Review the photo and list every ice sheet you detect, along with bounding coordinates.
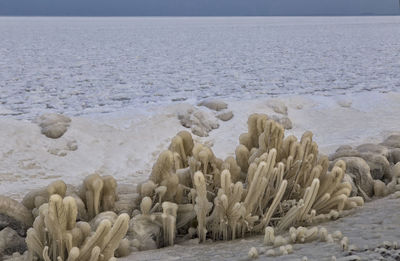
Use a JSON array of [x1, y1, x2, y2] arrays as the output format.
[[1, 16, 400, 119]]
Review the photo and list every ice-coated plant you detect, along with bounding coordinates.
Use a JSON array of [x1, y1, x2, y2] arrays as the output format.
[[25, 194, 129, 261], [161, 202, 178, 246], [134, 114, 364, 247], [81, 174, 118, 220], [193, 171, 211, 243]]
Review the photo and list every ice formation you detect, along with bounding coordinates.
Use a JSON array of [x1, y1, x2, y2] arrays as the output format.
[[1, 114, 400, 260]]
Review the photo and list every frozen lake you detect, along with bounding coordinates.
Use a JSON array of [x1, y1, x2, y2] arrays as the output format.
[[1, 16, 400, 119]]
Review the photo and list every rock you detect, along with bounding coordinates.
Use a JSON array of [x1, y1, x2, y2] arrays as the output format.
[[267, 100, 288, 115], [336, 145, 353, 152], [114, 192, 140, 216], [381, 134, 400, 148], [329, 148, 360, 161], [356, 144, 389, 158], [0, 227, 27, 256], [197, 99, 228, 111], [35, 113, 71, 139], [392, 162, 400, 178], [0, 214, 28, 237], [216, 110, 234, 121], [343, 174, 358, 197], [331, 145, 391, 182], [333, 157, 375, 198], [391, 191, 400, 199], [128, 216, 161, 251], [177, 106, 219, 137], [359, 153, 391, 182], [0, 195, 33, 237], [248, 247, 258, 259], [270, 115, 293, 130], [90, 211, 118, 230], [373, 180, 387, 197], [388, 148, 400, 164]]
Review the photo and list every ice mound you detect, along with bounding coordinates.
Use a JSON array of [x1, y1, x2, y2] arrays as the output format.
[[267, 99, 288, 115], [216, 110, 234, 122], [34, 113, 71, 139], [270, 115, 293, 130], [177, 101, 234, 137], [178, 106, 219, 137], [197, 99, 228, 111]]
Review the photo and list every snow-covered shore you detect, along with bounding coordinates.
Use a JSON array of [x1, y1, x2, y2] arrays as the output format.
[[1, 91, 399, 200]]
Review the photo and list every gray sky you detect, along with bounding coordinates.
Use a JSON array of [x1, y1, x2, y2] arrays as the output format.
[[0, 0, 399, 16]]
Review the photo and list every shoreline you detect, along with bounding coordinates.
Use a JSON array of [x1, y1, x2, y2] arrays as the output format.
[[1, 91, 400, 199]]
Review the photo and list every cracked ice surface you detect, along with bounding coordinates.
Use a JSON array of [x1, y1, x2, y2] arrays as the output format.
[[1, 16, 400, 119]]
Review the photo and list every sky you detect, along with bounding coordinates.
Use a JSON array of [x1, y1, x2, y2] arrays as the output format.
[[0, 0, 399, 16]]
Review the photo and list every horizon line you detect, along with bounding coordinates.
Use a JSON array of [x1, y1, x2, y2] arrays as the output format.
[[1, 14, 400, 18]]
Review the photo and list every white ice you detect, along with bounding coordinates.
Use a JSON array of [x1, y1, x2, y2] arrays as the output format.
[[0, 16, 400, 119], [1, 91, 399, 200]]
